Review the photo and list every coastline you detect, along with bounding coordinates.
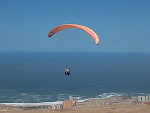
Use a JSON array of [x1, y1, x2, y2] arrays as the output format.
[[0, 101, 63, 107], [1, 96, 150, 113]]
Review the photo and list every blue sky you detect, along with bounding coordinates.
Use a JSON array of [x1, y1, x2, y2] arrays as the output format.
[[0, 0, 150, 52]]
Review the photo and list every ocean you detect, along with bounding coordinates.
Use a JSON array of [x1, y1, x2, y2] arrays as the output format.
[[0, 52, 150, 103]]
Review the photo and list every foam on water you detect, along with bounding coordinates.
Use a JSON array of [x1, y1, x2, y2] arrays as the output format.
[[1, 92, 150, 105], [98, 93, 125, 99], [1, 101, 63, 106]]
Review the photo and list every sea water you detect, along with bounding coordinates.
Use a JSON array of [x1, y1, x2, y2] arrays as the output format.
[[0, 52, 150, 103]]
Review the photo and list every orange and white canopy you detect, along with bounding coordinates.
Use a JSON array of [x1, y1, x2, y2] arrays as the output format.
[[48, 24, 100, 45]]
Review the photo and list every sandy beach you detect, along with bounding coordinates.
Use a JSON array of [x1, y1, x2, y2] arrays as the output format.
[[1, 97, 150, 113]]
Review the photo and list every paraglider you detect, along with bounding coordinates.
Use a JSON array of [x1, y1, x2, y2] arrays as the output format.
[[48, 24, 100, 45], [65, 68, 70, 76], [48, 24, 100, 76]]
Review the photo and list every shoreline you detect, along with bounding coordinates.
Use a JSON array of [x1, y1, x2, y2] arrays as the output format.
[[0, 96, 131, 106], [0, 101, 63, 107], [0, 96, 150, 113]]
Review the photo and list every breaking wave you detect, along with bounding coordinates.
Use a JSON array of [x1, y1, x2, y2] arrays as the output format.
[[0, 92, 149, 105]]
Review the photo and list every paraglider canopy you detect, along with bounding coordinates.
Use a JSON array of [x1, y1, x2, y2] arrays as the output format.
[[48, 24, 100, 45]]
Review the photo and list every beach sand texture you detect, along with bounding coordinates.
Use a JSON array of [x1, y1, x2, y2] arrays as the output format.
[[0, 105, 150, 113]]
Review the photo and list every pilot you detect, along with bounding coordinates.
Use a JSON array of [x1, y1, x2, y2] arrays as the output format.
[[65, 68, 70, 75]]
